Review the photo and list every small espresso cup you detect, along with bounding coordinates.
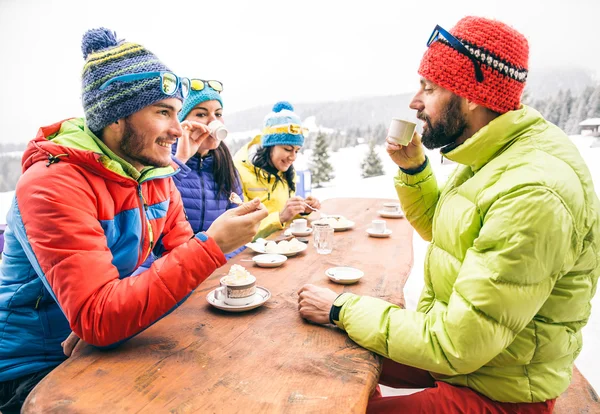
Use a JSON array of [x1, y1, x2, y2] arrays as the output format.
[[383, 202, 400, 213], [388, 119, 416, 146], [214, 274, 256, 306], [208, 120, 228, 141], [371, 219, 387, 234], [291, 218, 308, 233]]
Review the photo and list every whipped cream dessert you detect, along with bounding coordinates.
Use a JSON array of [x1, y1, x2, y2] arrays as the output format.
[[222, 264, 255, 285]]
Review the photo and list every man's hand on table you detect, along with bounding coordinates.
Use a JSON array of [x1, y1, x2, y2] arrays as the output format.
[[297, 284, 338, 325], [61, 331, 85, 357]]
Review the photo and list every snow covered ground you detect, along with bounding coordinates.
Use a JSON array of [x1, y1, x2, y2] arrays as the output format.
[[0, 135, 599, 392]]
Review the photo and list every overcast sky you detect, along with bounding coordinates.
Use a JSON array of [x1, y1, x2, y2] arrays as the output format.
[[0, 0, 598, 144]]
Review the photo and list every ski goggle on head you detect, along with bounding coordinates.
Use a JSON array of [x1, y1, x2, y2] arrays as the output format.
[[190, 79, 224, 93], [427, 25, 484, 83], [99, 71, 191, 98]]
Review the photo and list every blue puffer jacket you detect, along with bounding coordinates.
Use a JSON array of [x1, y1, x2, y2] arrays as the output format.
[[173, 153, 244, 260]]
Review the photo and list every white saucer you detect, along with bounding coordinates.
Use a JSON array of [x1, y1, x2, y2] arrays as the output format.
[[326, 267, 364, 285], [252, 254, 287, 268], [284, 227, 313, 237], [366, 228, 393, 238], [377, 210, 404, 219], [207, 286, 271, 312]]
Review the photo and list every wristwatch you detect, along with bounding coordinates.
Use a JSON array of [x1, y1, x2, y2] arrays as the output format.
[[329, 293, 353, 325]]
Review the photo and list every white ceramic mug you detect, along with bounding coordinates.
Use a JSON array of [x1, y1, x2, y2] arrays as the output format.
[[291, 218, 308, 233], [383, 202, 400, 213], [388, 119, 416, 146], [372, 219, 387, 233], [214, 275, 256, 306], [208, 120, 228, 141]]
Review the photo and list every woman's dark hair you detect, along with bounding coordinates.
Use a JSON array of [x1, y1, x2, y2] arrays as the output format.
[[211, 142, 240, 198], [252, 146, 296, 193]]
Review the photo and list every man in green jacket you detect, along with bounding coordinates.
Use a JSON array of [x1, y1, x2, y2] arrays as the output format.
[[298, 16, 600, 413]]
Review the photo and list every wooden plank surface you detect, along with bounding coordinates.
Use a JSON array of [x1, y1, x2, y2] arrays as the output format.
[[23, 198, 414, 414]]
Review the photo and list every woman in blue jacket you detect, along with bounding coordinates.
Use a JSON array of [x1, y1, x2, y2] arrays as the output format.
[[171, 79, 244, 260]]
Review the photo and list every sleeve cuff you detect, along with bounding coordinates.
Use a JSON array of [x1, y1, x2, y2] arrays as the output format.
[[396, 157, 434, 186], [399, 156, 428, 175], [194, 231, 209, 242], [329, 293, 355, 328]]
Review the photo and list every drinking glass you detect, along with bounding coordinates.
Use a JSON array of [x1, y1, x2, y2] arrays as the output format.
[[313, 223, 334, 254]]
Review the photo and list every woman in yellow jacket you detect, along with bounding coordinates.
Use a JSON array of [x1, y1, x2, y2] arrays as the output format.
[[234, 102, 321, 240]]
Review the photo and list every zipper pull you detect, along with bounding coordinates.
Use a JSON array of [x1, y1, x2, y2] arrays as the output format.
[[138, 186, 149, 210]]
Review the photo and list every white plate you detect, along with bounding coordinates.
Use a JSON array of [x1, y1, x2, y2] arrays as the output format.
[[284, 227, 313, 237], [326, 267, 364, 285], [366, 228, 393, 238], [312, 218, 355, 232], [377, 210, 404, 219], [245, 241, 308, 257], [207, 286, 271, 312], [252, 254, 287, 268]]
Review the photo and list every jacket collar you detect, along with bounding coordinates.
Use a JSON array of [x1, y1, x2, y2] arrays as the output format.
[[443, 105, 544, 172], [23, 118, 177, 183]]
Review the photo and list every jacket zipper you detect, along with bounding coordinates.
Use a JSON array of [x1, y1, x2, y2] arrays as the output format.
[[138, 185, 154, 263], [199, 157, 206, 232]]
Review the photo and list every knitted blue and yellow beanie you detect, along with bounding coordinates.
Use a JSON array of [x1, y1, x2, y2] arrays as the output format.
[[81, 28, 184, 133], [261, 101, 305, 148], [178, 86, 223, 122]]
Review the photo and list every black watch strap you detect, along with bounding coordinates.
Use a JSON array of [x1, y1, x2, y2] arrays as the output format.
[[329, 293, 347, 324]]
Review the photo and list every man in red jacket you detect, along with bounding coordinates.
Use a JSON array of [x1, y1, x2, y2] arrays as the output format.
[[0, 27, 267, 413]]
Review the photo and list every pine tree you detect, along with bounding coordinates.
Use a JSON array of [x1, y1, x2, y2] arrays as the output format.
[[361, 140, 385, 178], [309, 132, 335, 187], [557, 89, 573, 131], [587, 86, 600, 119], [565, 86, 594, 134]]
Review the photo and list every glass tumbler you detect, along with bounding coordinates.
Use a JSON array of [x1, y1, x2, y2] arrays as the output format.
[[313, 223, 334, 254]]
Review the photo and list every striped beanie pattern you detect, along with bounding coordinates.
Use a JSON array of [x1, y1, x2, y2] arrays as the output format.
[[419, 16, 529, 114], [179, 86, 223, 122], [81, 28, 183, 132], [261, 101, 305, 148]]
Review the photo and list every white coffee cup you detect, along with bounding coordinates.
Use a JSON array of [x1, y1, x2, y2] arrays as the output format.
[[371, 219, 386, 233], [291, 218, 308, 233], [383, 202, 400, 213], [388, 119, 416, 146], [208, 120, 228, 141], [214, 274, 256, 306]]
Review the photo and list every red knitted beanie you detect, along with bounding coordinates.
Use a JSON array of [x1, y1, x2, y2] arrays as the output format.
[[418, 16, 529, 114]]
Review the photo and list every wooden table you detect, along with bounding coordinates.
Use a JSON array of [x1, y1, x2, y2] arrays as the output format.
[[24, 198, 414, 414]]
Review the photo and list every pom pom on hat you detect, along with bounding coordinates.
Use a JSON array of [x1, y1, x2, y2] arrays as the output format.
[[81, 28, 119, 59], [261, 101, 305, 148], [272, 101, 294, 113]]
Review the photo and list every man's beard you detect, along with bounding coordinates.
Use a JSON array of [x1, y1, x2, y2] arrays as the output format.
[[120, 119, 170, 168], [418, 95, 467, 150]]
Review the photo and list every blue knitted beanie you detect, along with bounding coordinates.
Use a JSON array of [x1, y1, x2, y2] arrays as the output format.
[[178, 86, 223, 122], [81, 28, 184, 133], [261, 101, 305, 147]]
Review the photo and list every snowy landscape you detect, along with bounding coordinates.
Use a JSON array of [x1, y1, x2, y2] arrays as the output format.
[[0, 134, 599, 392]]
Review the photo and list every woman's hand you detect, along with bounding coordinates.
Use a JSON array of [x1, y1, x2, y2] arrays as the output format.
[[174, 121, 211, 164], [280, 196, 307, 224], [302, 196, 321, 214]]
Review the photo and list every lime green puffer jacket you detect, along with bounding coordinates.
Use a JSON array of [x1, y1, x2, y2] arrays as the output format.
[[334, 105, 600, 403]]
